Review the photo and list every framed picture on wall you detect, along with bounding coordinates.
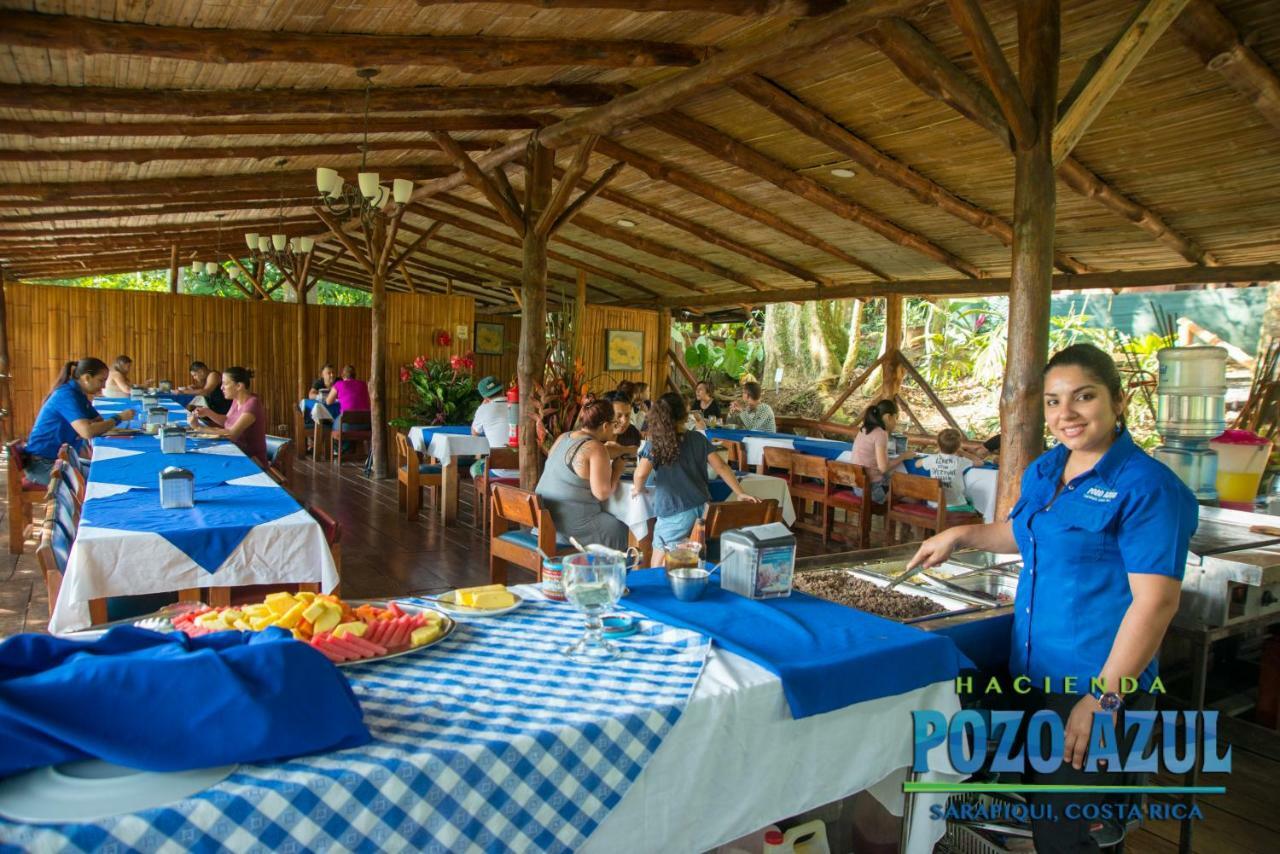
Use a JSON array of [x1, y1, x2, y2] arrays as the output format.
[[475, 321, 505, 355], [605, 329, 645, 372]]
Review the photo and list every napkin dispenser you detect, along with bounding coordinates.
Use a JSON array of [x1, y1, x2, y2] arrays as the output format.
[[159, 466, 194, 509], [158, 425, 187, 454], [146, 406, 168, 427], [129, 387, 145, 399], [720, 522, 796, 599], [142, 394, 158, 408]]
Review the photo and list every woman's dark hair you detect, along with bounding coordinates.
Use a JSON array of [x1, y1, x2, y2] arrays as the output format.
[[695, 380, 714, 397], [321, 362, 335, 372], [614, 380, 636, 402], [189, 361, 208, 372], [223, 366, 254, 387], [578, 399, 615, 430], [112, 355, 132, 371], [341, 364, 357, 380], [647, 392, 688, 467], [742, 381, 762, 401], [53, 358, 108, 390], [861, 399, 899, 434]]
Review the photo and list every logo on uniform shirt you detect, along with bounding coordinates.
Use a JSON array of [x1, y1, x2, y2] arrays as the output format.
[[1085, 486, 1118, 503]]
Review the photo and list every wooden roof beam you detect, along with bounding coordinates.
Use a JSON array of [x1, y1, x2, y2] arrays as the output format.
[[0, 83, 625, 117], [0, 198, 317, 225], [0, 215, 329, 243], [536, 137, 600, 237], [731, 74, 1088, 274], [594, 136, 877, 273], [408, 0, 925, 203], [0, 167, 450, 203], [864, 17, 1218, 266], [636, 262, 1280, 308], [547, 160, 626, 236], [0, 116, 542, 140], [0, 139, 497, 165], [430, 131, 527, 235], [0, 11, 708, 71], [4, 189, 318, 211], [562, 159, 830, 283], [415, 0, 844, 14], [1173, 0, 1280, 135], [407, 201, 661, 299], [1052, 0, 1191, 165], [428, 231, 618, 301], [647, 111, 985, 277], [945, 0, 1037, 147]]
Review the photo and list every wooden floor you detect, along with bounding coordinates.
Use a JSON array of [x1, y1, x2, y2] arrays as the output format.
[[2, 455, 1277, 852]]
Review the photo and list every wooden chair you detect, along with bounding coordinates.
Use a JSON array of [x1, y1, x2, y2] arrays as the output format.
[[264, 435, 292, 485], [474, 446, 520, 535], [885, 472, 983, 544], [713, 438, 747, 473], [825, 460, 882, 548], [330, 410, 372, 465], [760, 445, 793, 478], [691, 498, 781, 562], [396, 431, 442, 518], [56, 444, 88, 503], [6, 440, 46, 554], [787, 453, 831, 544], [44, 459, 81, 538], [489, 483, 576, 584]]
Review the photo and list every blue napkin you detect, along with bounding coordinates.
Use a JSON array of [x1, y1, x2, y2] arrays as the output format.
[[791, 437, 852, 460], [705, 428, 794, 442], [0, 627, 370, 778], [82, 483, 304, 573], [624, 568, 973, 718]]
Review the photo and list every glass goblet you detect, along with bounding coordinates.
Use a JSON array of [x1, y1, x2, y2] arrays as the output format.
[[561, 552, 627, 661]]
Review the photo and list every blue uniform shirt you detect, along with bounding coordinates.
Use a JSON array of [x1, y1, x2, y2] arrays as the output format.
[[26, 381, 99, 459], [1009, 428, 1198, 691]]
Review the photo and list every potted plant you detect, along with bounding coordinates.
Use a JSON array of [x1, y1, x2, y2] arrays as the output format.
[[528, 358, 590, 455], [393, 353, 480, 428]]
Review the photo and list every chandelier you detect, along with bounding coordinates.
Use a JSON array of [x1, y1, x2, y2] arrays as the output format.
[[314, 68, 414, 229], [189, 215, 237, 280]]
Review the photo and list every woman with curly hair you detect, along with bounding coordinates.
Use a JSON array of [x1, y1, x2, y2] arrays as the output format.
[[632, 392, 757, 561]]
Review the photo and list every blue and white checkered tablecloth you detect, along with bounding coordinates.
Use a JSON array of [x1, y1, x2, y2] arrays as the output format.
[[0, 594, 710, 853]]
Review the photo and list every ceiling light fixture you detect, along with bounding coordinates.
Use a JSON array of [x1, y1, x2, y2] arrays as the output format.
[[830, 168, 856, 178], [615, 219, 637, 228]]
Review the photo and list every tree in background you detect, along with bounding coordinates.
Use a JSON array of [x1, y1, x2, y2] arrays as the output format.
[[32, 266, 370, 307]]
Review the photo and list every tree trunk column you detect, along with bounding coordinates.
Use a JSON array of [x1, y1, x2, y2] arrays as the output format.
[[997, 0, 1060, 517], [519, 138, 554, 489], [0, 268, 11, 443], [295, 286, 309, 459], [369, 217, 389, 479], [880, 295, 904, 400], [169, 243, 179, 294]]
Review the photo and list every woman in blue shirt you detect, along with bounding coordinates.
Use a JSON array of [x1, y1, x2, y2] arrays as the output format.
[[909, 343, 1198, 851], [25, 358, 136, 484]]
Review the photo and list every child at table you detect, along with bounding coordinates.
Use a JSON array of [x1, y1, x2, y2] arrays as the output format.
[[916, 427, 976, 511], [632, 393, 757, 563]]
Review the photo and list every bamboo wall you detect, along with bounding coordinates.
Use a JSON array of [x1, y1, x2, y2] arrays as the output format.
[[580, 305, 662, 395], [5, 283, 474, 438]]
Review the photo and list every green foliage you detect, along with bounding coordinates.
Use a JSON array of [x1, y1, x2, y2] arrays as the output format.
[[31, 264, 372, 307], [683, 334, 763, 382], [314, 281, 372, 307], [399, 355, 479, 426]]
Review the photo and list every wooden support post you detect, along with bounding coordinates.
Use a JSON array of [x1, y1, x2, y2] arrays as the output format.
[[369, 215, 389, 480], [295, 254, 313, 460], [168, 243, 179, 293], [655, 308, 672, 395], [518, 137, 553, 489], [998, 0, 1060, 518], [821, 352, 885, 421], [0, 267, 10, 443], [879, 296, 904, 400], [896, 351, 964, 432]]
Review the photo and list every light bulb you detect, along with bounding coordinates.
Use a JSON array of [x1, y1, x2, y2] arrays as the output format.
[[300, 236, 315, 253], [245, 233, 259, 249], [393, 178, 413, 204], [357, 172, 380, 199], [316, 167, 338, 196], [205, 262, 218, 275], [190, 262, 201, 275], [258, 236, 269, 252], [272, 234, 286, 251]]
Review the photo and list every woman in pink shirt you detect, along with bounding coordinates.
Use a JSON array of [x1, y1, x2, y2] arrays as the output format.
[[193, 366, 268, 467], [851, 399, 907, 503], [326, 364, 371, 412]]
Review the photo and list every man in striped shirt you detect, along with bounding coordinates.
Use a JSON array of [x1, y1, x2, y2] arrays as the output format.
[[728, 381, 776, 433]]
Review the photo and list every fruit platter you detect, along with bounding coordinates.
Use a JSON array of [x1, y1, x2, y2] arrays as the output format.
[[97, 591, 457, 666]]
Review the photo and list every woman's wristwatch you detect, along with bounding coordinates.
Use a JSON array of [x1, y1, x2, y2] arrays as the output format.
[[1095, 691, 1124, 712]]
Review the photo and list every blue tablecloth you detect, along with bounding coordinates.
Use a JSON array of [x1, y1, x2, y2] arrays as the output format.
[[705, 427, 796, 443], [623, 568, 973, 719], [94, 396, 189, 430], [1, 596, 710, 853], [0, 627, 369, 778], [88, 437, 262, 488], [300, 397, 341, 424]]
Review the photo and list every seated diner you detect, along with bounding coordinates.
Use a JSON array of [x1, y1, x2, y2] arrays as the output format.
[[180, 361, 231, 415], [535, 399, 630, 551], [102, 355, 137, 398], [309, 363, 337, 401], [191, 366, 268, 467], [23, 357, 135, 484]]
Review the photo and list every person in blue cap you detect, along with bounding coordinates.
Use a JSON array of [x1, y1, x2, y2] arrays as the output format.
[[908, 343, 1199, 852]]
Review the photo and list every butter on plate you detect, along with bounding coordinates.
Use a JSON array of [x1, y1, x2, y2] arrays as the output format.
[[455, 585, 517, 609]]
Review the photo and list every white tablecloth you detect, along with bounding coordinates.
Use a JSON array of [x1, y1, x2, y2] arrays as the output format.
[[407, 427, 494, 462], [51, 442, 339, 635], [587, 645, 961, 853], [606, 473, 797, 538]]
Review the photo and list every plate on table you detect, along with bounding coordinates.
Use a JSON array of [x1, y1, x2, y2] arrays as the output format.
[[105, 427, 142, 436], [430, 588, 524, 618], [186, 430, 224, 440], [69, 597, 455, 667]]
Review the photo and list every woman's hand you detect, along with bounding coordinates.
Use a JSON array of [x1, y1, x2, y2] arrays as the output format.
[[906, 527, 966, 571], [1063, 694, 1111, 770], [603, 440, 629, 460], [116, 408, 137, 423], [191, 405, 212, 420], [735, 493, 761, 503]]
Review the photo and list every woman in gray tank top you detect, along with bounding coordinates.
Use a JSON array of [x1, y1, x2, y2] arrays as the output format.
[[535, 399, 630, 551]]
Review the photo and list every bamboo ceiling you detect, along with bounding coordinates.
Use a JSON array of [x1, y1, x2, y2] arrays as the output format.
[[0, 0, 1277, 310]]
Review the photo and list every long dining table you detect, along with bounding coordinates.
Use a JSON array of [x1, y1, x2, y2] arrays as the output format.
[[50, 406, 339, 634]]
